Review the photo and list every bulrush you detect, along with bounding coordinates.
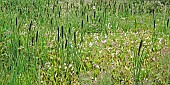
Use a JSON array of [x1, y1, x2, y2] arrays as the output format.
[[32, 37, 34, 46], [138, 39, 143, 56], [61, 26, 64, 39], [81, 20, 83, 28], [87, 15, 88, 22], [29, 20, 32, 32], [74, 32, 76, 47], [50, 18, 53, 25], [18, 39, 21, 53], [65, 39, 67, 49], [154, 20, 156, 29], [16, 17, 18, 27], [36, 31, 38, 42], [59, 11, 60, 18], [68, 28, 71, 35], [94, 11, 96, 19], [167, 19, 169, 28], [58, 27, 60, 42]]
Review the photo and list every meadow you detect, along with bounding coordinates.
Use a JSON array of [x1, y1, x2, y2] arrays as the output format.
[[0, 0, 170, 85]]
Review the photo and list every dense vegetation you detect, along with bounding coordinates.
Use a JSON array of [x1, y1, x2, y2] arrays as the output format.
[[0, 0, 170, 85]]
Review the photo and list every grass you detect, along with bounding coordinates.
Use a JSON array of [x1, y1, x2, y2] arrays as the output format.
[[0, 0, 170, 85]]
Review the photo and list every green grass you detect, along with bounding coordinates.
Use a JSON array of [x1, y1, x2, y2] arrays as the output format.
[[0, 0, 170, 85]]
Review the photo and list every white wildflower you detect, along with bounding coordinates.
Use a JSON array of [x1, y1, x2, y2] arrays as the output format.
[[101, 40, 107, 43]]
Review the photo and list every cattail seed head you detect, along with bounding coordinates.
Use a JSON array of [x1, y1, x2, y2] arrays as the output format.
[[65, 39, 67, 49], [58, 27, 60, 42], [16, 17, 18, 27], [81, 20, 83, 28], [94, 11, 96, 18], [29, 21, 32, 32], [36, 31, 38, 42], [167, 19, 169, 28], [59, 11, 60, 18], [87, 15, 88, 22], [138, 39, 143, 56], [74, 32, 76, 47], [154, 20, 156, 29], [61, 26, 64, 39], [32, 37, 34, 46]]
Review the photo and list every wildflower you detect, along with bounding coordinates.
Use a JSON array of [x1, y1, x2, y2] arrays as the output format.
[[69, 64, 73, 68], [101, 40, 107, 43], [45, 62, 50, 68], [158, 38, 163, 44], [64, 66, 67, 70], [93, 6, 96, 10], [99, 50, 102, 54], [116, 50, 120, 55], [59, 65, 61, 68], [96, 65, 100, 68], [89, 42, 93, 47]]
